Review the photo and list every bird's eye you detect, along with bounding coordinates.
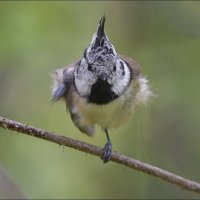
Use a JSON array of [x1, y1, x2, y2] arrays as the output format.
[[87, 64, 93, 71]]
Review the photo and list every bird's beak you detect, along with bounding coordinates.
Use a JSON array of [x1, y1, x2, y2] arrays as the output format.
[[99, 71, 107, 81]]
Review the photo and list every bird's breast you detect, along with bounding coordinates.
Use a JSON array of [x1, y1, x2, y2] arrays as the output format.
[[74, 84, 137, 130]]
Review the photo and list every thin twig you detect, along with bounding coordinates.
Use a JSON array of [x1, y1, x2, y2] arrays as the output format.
[[0, 116, 200, 194]]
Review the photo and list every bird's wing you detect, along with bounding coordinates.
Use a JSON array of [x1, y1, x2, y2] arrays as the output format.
[[51, 60, 80, 103], [118, 54, 141, 78]]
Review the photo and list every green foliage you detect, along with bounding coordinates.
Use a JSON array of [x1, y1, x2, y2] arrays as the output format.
[[0, 1, 200, 198]]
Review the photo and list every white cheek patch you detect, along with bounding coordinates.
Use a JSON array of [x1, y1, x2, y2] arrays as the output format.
[[111, 62, 131, 95], [75, 78, 91, 97], [75, 69, 97, 98]]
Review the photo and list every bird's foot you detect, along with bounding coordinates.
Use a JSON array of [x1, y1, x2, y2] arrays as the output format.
[[102, 141, 112, 163]]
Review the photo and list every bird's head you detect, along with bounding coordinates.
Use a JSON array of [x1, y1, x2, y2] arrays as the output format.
[[74, 16, 132, 104]]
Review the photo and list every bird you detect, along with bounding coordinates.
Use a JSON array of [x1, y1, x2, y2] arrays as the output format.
[[51, 15, 151, 163]]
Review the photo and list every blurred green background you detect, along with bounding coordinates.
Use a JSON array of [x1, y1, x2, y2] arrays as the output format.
[[0, 1, 200, 199]]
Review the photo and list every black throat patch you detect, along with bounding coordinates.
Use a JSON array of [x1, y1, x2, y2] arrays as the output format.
[[88, 78, 118, 105]]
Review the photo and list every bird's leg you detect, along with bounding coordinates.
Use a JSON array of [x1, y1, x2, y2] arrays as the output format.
[[102, 129, 112, 163]]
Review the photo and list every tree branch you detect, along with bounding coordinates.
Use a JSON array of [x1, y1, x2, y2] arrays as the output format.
[[0, 116, 200, 194]]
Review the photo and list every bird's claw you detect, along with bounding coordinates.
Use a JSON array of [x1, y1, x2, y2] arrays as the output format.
[[102, 141, 112, 163]]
